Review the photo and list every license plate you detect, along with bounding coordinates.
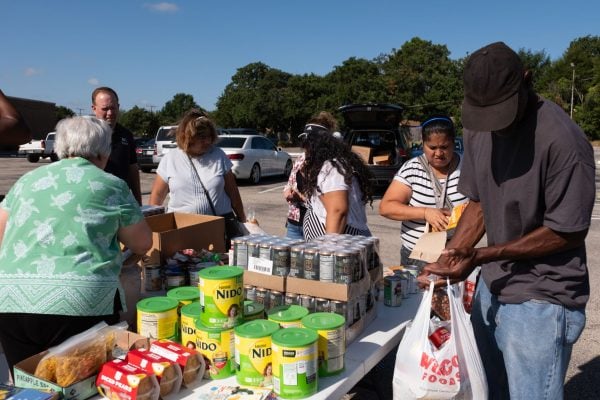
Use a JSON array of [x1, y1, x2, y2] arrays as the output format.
[[144, 150, 153, 155]]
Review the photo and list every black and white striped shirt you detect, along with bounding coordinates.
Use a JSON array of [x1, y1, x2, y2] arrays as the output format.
[[395, 155, 468, 250]]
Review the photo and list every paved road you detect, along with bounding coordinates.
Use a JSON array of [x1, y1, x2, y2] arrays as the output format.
[[0, 151, 599, 398]]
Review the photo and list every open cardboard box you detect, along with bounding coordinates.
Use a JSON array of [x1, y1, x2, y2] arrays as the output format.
[[14, 331, 151, 400], [243, 270, 286, 293], [351, 145, 373, 164], [143, 212, 225, 264]]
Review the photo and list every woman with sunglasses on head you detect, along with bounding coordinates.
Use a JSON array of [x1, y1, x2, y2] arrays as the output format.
[[299, 112, 374, 241], [379, 115, 468, 269], [149, 109, 246, 248]]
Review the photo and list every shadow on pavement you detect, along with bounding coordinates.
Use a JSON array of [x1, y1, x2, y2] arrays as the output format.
[[565, 356, 600, 399]]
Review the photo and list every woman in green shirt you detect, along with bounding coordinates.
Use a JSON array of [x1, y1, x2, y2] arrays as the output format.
[[0, 116, 152, 371]]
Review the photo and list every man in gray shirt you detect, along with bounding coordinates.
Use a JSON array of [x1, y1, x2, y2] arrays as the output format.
[[422, 42, 595, 399]]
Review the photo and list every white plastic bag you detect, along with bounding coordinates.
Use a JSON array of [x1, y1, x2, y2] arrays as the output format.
[[392, 281, 488, 399]]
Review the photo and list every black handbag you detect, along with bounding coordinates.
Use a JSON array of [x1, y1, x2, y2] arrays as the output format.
[[188, 156, 245, 248]]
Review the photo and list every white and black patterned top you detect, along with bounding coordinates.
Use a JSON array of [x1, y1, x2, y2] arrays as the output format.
[[394, 154, 467, 250]]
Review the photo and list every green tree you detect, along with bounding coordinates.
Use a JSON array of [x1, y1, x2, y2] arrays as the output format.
[[380, 37, 463, 121], [55, 105, 75, 122], [324, 57, 388, 107], [119, 106, 160, 138], [160, 93, 200, 125]]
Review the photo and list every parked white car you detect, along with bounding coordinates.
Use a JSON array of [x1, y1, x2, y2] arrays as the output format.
[[216, 134, 292, 184]]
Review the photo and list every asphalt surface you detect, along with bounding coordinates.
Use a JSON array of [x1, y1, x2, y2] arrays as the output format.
[[1, 148, 599, 399]]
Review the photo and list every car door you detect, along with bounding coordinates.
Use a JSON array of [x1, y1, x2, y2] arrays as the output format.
[[250, 137, 273, 175]]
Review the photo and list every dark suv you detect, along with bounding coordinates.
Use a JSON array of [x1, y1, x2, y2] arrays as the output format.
[[339, 103, 409, 187]]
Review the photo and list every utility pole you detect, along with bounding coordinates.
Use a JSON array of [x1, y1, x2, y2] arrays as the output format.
[[148, 105, 156, 113], [570, 63, 575, 119], [76, 108, 84, 116]]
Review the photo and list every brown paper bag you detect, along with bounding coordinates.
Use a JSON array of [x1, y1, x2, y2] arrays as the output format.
[[409, 224, 447, 263]]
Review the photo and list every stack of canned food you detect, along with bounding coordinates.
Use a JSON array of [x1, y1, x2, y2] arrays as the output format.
[[231, 233, 381, 282], [142, 248, 222, 292]]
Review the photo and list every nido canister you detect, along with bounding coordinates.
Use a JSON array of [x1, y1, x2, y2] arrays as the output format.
[[195, 319, 235, 379], [137, 296, 179, 341], [244, 300, 265, 321], [199, 266, 244, 329], [167, 286, 200, 312], [180, 301, 201, 348], [267, 305, 309, 328], [271, 327, 318, 399], [234, 320, 280, 387], [301, 312, 346, 376]]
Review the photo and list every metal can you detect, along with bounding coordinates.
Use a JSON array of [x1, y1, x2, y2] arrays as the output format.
[[299, 294, 315, 312], [289, 244, 304, 278], [315, 298, 330, 313], [303, 247, 319, 280], [144, 263, 163, 291], [272, 243, 291, 277], [384, 275, 403, 307], [334, 250, 354, 284], [244, 284, 256, 302], [269, 290, 284, 309], [259, 240, 273, 261], [255, 287, 270, 310], [348, 246, 365, 282], [285, 292, 299, 306], [246, 237, 262, 260], [232, 237, 248, 269], [318, 247, 334, 283], [330, 300, 348, 326]]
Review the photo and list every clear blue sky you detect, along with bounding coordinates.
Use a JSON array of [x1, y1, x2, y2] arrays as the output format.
[[1, 1, 597, 113]]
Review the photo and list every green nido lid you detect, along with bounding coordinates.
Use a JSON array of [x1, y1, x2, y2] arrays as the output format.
[[234, 319, 280, 338], [244, 300, 264, 315], [194, 318, 232, 333], [181, 301, 201, 318], [198, 265, 244, 280], [167, 286, 199, 302], [137, 296, 179, 313], [267, 305, 309, 322], [301, 312, 345, 330], [271, 327, 318, 348]]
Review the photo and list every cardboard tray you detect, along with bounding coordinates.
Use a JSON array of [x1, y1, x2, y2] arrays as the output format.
[[286, 271, 371, 302], [14, 331, 151, 400]]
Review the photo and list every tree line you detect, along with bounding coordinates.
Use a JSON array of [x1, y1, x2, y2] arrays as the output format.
[[57, 36, 600, 143]]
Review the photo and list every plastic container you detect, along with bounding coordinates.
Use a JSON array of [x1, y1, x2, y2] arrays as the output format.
[[234, 319, 280, 387], [194, 319, 235, 380], [180, 301, 201, 348], [137, 297, 179, 341], [244, 300, 265, 321], [301, 312, 346, 376], [267, 305, 309, 329], [199, 266, 244, 329]]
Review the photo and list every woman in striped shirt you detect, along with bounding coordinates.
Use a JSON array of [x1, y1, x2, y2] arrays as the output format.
[[379, 115, 467, 268]]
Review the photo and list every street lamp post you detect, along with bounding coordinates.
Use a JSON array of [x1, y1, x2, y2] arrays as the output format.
[[570, 63, 575, 119]]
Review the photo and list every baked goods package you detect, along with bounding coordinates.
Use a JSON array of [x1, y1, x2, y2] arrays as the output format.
[[126, 349, 182, 399], [148, 340, 205, 389], [34, 321, 129, 386], [96, 359, 160, 400]]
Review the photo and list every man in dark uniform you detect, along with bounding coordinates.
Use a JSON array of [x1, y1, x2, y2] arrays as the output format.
[[91, 87, 142, 205]]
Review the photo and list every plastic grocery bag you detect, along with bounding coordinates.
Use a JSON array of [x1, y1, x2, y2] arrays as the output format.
[[392, 281, 488, 399]]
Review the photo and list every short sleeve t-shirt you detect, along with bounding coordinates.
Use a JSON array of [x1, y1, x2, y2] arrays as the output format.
[[0, 157, 144, 316], [309, 160, 369, 231], [458, 98, 595, 308], [157, 146, 234, 215], [394, 154, 467, 250], [105, 123, 137, 188]]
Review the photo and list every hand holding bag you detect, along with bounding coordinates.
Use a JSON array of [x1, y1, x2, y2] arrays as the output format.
[[392, 280, 488, 399]]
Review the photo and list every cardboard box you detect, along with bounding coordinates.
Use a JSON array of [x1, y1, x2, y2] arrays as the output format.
[[373, 154, 391, 166], [347, 304, 377, 345], [14, 331, 151, 400], [144, 213, 225, 264], [243, 270, 286, 293], [286, 272, 371, 302], [351, 145, 373, 164], [369, 265, 383, 286]]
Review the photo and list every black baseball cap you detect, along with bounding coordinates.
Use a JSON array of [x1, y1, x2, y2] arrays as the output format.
[[462, 42, 524, 131]]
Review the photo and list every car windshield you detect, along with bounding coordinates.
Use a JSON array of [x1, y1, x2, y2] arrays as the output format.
[[216, 137, 247, 148]]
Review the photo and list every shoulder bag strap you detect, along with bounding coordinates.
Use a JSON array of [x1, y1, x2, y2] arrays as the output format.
[[188, 155, 217, 216], [417, 154, 454, 210]]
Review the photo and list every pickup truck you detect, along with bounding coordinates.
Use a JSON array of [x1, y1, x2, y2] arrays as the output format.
[[18, 132, 58, 163]]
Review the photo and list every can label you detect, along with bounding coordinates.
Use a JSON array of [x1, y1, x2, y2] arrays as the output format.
[[289, 247, 304, 278], [384, 276, 403, 307], [137, 309, 178, 340], [180, 313, 197, 349], [300, 295, 315, 312], [334, 253, 353, 284], [315, 298, 330, 313], [272, 342, 318, 398], [303, 250, 319, 280], [284, 292, 299, 306], [316, 327, 345, 376], [244, 285, 256, 302], [234, 335, 273, 387], [234, 240, 248, 268], [272, 246, 290, 276], [199, 275, 244, 329], [255, 288, 270, 310], [196, 327, 235, 379], [269, 291, 284, 310], [318, 252, 334, 283], [144, 264, 163, 291]]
